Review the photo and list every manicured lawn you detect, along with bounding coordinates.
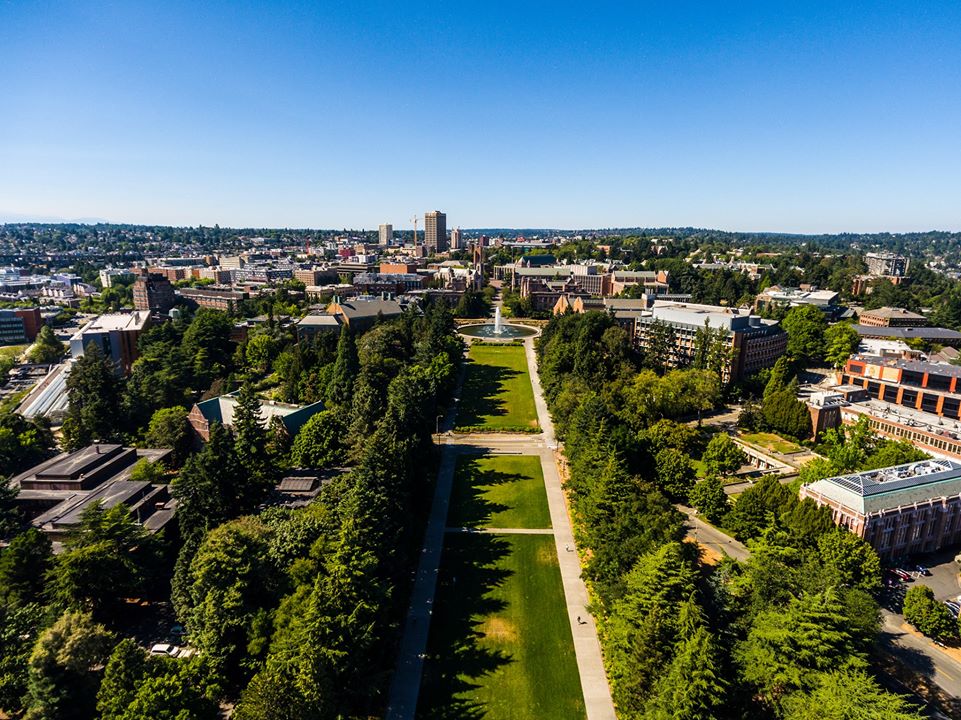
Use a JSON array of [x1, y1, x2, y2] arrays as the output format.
[[456, 344, 538, 432], [418, 533, 584, 720], [0, 344, 28, 361], [448, 454, 551, 530], [739, 431, 803, 455]]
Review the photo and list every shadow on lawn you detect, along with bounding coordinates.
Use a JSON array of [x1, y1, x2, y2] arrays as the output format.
[[418, 533, 514, 720], [456, 361, 523, 426], [450, 453, 521, 527]]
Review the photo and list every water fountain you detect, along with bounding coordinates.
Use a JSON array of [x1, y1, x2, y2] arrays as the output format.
[[458, 304, 538, 339]]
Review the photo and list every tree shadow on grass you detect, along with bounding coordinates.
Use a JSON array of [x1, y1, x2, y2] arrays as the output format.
[[418, 533, 514, 720], [448, 453, 523, 528], [456, 360, 523, 427]]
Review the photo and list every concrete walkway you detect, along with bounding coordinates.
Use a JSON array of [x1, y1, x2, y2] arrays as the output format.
[[524, 338, 618, 720], [385, 439, 456, 720]]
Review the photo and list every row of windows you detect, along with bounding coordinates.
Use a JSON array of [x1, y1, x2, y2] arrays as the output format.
[[867, 417, 961, 454]]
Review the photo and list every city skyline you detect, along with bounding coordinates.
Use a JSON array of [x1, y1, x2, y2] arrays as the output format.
[[3, 2, 961, 233]]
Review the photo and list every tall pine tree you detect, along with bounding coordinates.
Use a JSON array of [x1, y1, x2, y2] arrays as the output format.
[[326, 325, 357, 409], [62, 342, 123, 449]]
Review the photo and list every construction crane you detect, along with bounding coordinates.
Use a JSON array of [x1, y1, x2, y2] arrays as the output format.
[[410, 215, 419, 245]]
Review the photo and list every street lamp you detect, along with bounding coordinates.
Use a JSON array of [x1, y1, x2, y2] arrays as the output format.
[[436, 414, 444, 435]]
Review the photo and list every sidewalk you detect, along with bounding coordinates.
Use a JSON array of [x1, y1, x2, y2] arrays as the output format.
[[524, 339, 618, 720]]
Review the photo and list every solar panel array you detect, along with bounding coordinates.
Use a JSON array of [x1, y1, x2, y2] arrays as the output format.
[[827, 460, 961, 497]]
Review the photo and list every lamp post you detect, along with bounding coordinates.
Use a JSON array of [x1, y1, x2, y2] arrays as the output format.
[[436, 414, 444, 436]]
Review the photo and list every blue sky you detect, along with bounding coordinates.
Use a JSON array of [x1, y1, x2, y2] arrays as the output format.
[[1, 1, 960, 232]]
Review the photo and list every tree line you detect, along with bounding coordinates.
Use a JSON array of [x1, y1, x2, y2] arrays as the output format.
[[536, 311, 925, 720]]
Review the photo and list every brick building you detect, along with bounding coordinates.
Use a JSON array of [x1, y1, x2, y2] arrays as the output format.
[[801, 459, 961, 560], [133, 272, 176, 313], [858, 306, 928, 328]]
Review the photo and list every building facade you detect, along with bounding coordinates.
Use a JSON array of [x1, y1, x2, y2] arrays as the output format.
[[424, 210, 448, 253], [858, 306, 928, 328], [634, 301, 788, 382], [866, 252, 910, 278], [177, 286, 249, 311], [379, 223, 392, 246], [0, 308, 43, 344], [133, 272, 176, 314], [801, 459, 961, 559], [69, 311, 150, 374], [839, 355, 961, 421]]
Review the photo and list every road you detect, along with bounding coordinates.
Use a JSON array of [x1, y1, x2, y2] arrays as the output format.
[[679, 504, 961, 708], [677, 505, 751, 562]]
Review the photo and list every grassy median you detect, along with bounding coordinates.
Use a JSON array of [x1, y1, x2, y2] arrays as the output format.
[[455, 344, 539, 432]]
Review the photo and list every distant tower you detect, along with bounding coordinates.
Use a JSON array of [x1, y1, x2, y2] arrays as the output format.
[[472, 239, 485, 272], [379, 223, 392, 246], [450, 227, 463, 250], [424, 210, 448, 253]]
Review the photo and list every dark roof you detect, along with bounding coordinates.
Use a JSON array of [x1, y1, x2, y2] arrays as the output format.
[[335, 299, 403, 319], [852, 325, 961, 341]]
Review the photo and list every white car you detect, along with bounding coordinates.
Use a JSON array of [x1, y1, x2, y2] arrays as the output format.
[[149, 643, 180, 657]]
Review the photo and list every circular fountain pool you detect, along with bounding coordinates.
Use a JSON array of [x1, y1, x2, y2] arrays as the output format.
[[458, 323, 539, 339]]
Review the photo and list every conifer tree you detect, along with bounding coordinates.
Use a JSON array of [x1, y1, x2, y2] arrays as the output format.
[[326, 325, 357, 409]]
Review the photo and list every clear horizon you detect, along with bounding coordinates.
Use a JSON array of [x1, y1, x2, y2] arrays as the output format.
[[3, 1, 961, 233]]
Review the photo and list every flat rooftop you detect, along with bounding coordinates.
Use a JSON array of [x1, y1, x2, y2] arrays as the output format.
[[860, 306, 926, 320], [806, 458, 961, 515], [826, 459, 961, 497], [75, 311, 149, 334], [851, 354, 961, 379]]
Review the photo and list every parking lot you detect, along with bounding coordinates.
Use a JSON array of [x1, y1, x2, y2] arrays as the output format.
[[881, 549, 961, 614]]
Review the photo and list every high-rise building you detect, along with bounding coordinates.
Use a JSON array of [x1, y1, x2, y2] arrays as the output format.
[[424, 211, 448, 253], [379, 223, 393, 246], [865, 252, 910, 278], [133, 272, 176, 314], [451, 227, 463, 250]]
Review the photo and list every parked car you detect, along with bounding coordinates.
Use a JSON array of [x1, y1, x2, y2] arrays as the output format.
[[149, 643, 180, 657], [914, 564, 931, 576], [945, 601, 961, 618], [892, 569, 913, 582]]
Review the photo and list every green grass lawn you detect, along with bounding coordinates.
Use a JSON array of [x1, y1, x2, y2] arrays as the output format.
[[418, 533, 584, 720], [448, 455, 551, 530], [456, 344, 538, 432], [739, 431, 803, 455], [0, 344, 28, 361]]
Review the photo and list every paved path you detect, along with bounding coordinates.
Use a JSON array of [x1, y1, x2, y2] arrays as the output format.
[[385, 366, 465, 720], [385, 438, 456, 720], [677, 505, 751, 562], [524, 338, 618, 720]]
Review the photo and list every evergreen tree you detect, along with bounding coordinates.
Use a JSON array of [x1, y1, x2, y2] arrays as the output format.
[[738, 588, 864, 703], [764, 355, 792, 398], [0, 528, 52, 606], [232, 383, 274, 494], [654, 447, 697, 501], [646, 626, 728, 720], [326, 325, 358, 409], [62, 343, 123, 450], [781, 670, 925, 720], [28, 325, 66, 364]]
